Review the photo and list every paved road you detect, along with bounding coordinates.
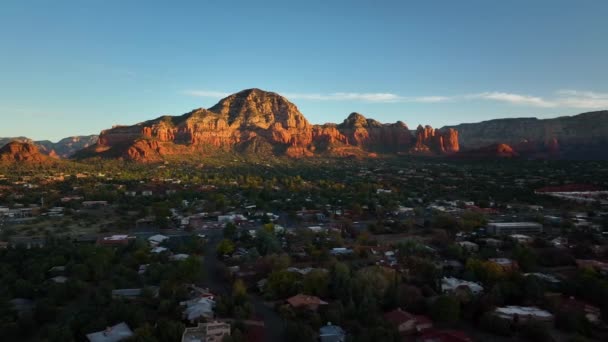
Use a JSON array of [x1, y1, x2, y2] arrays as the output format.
[[202, 229, 285, 342]]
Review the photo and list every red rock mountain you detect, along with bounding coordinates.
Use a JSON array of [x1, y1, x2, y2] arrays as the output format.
[[0, 141, 52, 164], [78, 89, 460, 161]]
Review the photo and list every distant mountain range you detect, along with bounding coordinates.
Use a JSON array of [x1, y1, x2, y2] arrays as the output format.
[[444, 110, 608, 159], [0, 135, 98, 158], [1, 89, 607, 163]]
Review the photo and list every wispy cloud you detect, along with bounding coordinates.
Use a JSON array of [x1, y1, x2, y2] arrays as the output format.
[[184, 89, 608, 109], [467, 92, 555, 108]]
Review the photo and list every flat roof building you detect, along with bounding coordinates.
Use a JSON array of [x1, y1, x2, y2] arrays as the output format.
[[487, 222, 543, 235]]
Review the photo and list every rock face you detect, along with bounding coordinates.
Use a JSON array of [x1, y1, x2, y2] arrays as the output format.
[[444, 111, 608, 159], [79, 88, 454, 162], [0, 141, 51, 164]]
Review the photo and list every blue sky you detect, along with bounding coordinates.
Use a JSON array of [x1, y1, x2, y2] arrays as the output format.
[[1, 0, 607, 141]]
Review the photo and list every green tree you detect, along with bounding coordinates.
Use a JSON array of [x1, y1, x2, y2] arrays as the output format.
[[430, 295, 460, 323], [223, 223, 237, 240], [217, 239, 235, 256], [303, 269, 330, 298]]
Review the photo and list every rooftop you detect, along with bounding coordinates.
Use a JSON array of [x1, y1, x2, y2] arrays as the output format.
[[86, 322, 133, 342]]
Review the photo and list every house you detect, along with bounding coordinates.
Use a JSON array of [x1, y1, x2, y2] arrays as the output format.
[[488, 258, 519, 271], [550, 237, 568, 248], [112, 287, 158, 300], [418, 330, 472, 342], [170, 253, 190, 261], [479, 238, 502, 247], [97, 235, 134, 246], [308, 226, 326, 233], [493, 306, 553, 324], [319, 322, 346, 342], [181, 297, 215, 322], [524, 273, 561, 284], [509, 234, 534, 244], [330, 247, 354, 256], [148, 234, 169, 246], [181, 321, 231, 342], [48, 265, 66, 273], [287, 267, 328, 276], [86, 322, 134, 342], [151, 246, 168, 254], [456, 241, 478, 252], [286, 294, 328, 311], [82, 201, 108, 208], [50, 275, 68, 284], [384, 308, 433, 334], [441, 277, 483, 295], [440, 260, 464, 274]]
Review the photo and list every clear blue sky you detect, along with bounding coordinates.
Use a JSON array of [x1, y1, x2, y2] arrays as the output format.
[[1, 0, 607, 141]]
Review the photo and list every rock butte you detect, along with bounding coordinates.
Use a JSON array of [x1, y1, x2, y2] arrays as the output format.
[[81, 89, 459, 162]]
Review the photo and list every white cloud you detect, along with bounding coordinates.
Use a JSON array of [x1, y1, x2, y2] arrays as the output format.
[[184, 89, 608, 109], [404, 96, 453, 103], [284, 92, 403, 102], [468, 92, 556, 108], [554, 90, 608, 108]]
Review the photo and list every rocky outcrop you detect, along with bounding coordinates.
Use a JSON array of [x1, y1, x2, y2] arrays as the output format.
[[413, 125, 459, 153], [444, 111, 608, 159], [79, 88, 458, 162], [0, 141, 52, 164]]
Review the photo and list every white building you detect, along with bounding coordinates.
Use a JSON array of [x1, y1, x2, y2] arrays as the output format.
[[441, 277, 483, 295], [493, 306, 553, 323]]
